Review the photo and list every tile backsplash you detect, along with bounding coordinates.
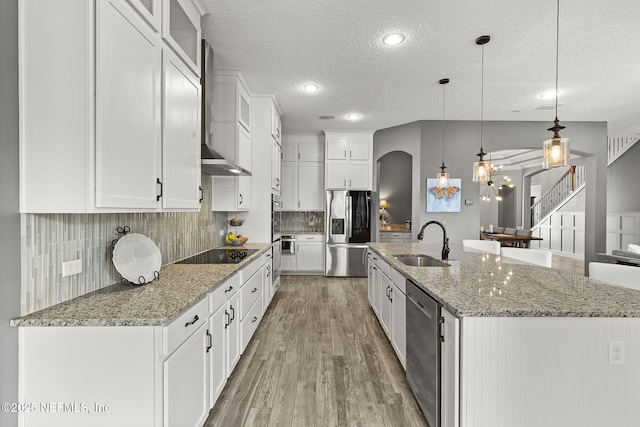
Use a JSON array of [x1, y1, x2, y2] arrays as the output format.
[[281, 211, 324, 233], [21, 176, 227, 315]]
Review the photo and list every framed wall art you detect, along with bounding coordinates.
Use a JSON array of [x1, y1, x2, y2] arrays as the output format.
[[427, 178, 461, 213]]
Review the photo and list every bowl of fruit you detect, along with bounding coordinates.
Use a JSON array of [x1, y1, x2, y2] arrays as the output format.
[[225, 232, 248, 246]]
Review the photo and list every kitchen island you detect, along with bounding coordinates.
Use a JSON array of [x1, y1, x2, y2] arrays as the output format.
[[368, 242, 640, 427], [11, 244, 272, 427]]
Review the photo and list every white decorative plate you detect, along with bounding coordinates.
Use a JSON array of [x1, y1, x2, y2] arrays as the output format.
[[113, 233, 162, 284]]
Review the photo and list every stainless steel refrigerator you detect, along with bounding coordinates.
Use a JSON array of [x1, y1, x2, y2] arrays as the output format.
[[325, 190, 371, 277]]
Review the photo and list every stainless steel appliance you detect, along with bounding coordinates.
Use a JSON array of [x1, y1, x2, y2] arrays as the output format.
[[406, 279, 441, 426], [200, 39, 250, 176], [325, 190, 371, 277], [271, 194, 282, 284], [281, 235, 296, 255]]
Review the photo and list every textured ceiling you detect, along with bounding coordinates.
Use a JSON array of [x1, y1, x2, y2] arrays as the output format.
[[202, 0, 640, 137]]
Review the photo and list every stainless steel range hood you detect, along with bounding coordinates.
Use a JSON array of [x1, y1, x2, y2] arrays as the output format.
[[200, 39, 251, 177], [201, 145, 251, 176]]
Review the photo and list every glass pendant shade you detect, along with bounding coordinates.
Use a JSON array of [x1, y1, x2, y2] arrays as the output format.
[[472, 159, 491, 182], [437, 171, 450, 188], [542, 137, 570, 168]]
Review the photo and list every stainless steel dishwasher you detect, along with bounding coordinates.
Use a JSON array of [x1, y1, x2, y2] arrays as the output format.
[[406, 278, 441, 426]]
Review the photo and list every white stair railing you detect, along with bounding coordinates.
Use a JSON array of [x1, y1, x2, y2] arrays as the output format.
[[531, 165, 585, 228], [608, 137, 638, 166]]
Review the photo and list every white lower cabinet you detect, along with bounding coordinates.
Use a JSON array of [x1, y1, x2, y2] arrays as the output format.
[[17, 251, 278, 427], [225, 285, 242, 374], [368, 252, 406, 369], [296, 235, 324, 272], [208, 304, 227, 408], [163, 322, 209, 427]]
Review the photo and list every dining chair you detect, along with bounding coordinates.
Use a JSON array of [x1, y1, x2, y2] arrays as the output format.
[[494, 226, 506, 234], [500, 247, 552, 268], [463, 239, 501, 255], [503, 227, 517, 235], [589, 262, 640, 290]]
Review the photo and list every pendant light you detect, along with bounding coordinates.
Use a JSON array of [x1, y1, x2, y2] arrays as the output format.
[[542, 0, 570, 168], [436, 78, 450, 189], [472, 35, 491, 182]]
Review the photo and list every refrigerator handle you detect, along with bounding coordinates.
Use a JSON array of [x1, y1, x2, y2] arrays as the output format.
[[347, 195, 353, 239]]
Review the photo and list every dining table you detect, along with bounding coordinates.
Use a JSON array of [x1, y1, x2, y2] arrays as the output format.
[[481, 232, 543, 248]]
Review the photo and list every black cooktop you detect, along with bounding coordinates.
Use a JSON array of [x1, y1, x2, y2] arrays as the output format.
[[176, 248, 259, 265]]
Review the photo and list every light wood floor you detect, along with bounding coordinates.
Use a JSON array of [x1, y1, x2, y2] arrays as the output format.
[[551, 253, 585, 275], [204, 275, 428, 427]]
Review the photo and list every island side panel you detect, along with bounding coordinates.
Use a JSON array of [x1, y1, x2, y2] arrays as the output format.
[[19, 326, 161, 427], [460, 317, 640, 427]]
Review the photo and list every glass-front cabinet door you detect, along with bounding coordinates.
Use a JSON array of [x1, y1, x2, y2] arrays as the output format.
[[127, 0, 162, 31], [162, 0, 201, 75]]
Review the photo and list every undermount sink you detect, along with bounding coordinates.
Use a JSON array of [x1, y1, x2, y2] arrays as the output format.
[[394, 254, 450, 267]]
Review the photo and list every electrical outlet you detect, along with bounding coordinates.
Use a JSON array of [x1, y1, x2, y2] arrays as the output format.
[[219, 229, 225, 236], [609, 340, 625, 365], [62, 259, 83, 277]]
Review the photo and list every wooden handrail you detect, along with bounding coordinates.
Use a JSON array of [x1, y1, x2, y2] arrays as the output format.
[[530, 166, 575, 212]]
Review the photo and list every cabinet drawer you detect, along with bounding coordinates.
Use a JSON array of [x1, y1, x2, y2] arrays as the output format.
[[390, 267, 406, 294], [240, 257, 262, 284], [241, 298, 263, 351], [296, 234, 323, 242], [209, 272, 240, 313], [241, 269, 262, 320], [163, 297, 209, 355], [262, 249, 272, 264], [376, 257, 391, 278]]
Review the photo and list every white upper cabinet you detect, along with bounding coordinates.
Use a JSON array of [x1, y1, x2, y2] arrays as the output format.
[[324, 132, 373, 190], [270, 103, 281, 144], [162, 0, 202, 75], [96, 0, 163, 209], [19, 0, 207, 213], [161, 50, 202, 209], [280, 134, 324, 210], [127, 0, 162, 31], [211, 70, 252, 167]]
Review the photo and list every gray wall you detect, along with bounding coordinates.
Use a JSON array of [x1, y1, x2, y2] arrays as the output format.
[[378, 151, 412, 225], [373, 122, 422, 237], [0, 0, 20, 424], [375, 119, 608, 269], [608, 141, 640, 212]]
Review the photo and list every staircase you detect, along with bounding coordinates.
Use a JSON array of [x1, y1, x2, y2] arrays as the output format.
[[530, 165, 585, 228], [608, 137, 638, 166]]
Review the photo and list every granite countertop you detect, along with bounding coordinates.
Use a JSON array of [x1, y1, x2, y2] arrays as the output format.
[[280, 231, 324, 235], [11, 243, 271, 327], [368, 242, 640, 318], [379, 224, 412, 233]]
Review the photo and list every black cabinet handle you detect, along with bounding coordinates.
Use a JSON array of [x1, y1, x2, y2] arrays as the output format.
[[206, 329, 212, 353], [225, 286, 234, 293], [225, 310, 230, 329], [389, 288, 393, 302], [199, 186, 203, 203], [439, 317, 445, 342], [184, 314, 199, 327], [156, 178, 163, 201], [252, 316, 258, 323], [251, 287, 258, 293], [230, 305, 235, 321], [239, 193, 243, 205]]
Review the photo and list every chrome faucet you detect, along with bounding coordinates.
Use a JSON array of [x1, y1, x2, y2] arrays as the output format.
[[416, 220, 450, 261]]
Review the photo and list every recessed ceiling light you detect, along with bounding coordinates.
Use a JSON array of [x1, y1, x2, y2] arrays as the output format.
[[382, 33, 405, 46], [347, 113, 361, 121], [303, 83, 319, 93]]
